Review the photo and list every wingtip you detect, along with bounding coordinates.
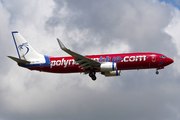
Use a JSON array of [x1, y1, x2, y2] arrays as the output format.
[[57, 38, 66, 50]]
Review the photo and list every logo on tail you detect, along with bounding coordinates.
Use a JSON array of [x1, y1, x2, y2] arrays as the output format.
[[18, 42, 29, 56]]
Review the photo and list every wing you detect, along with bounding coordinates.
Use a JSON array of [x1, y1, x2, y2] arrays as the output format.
[[57, 39, 101, 70]]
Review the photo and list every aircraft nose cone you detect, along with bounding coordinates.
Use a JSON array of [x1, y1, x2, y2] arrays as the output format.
[[168, 58, 174, 64]]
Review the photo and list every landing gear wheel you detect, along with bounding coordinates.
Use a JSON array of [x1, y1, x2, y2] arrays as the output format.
[[89, 70, 95, 77], [156, 70, 159, 75], [89, 72, 93, 77], [89, 70, 97, 81], [91, 75, 97, 81]]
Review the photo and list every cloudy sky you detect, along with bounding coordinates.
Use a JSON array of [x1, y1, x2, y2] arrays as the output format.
[[1, 0, 180, 120]]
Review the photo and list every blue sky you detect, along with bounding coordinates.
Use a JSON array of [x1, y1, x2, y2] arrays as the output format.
[[160, 0, 180, 9]]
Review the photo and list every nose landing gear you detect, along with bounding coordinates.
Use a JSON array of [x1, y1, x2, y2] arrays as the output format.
[[156, 70, 159, 75], [89, 70, 96, 81], [156, 67, 164, 75]]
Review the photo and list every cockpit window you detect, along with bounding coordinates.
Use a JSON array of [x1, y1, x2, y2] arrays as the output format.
[[160, 56, 166, 58]]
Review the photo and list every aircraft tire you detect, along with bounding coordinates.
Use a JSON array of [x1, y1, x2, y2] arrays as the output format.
[[89, 72, 93, 77], [89, 70, 96, 77], [91, 75, 97, 81]]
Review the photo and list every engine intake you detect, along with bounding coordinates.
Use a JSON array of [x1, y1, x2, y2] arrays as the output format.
[[100, 62, 117, 71]]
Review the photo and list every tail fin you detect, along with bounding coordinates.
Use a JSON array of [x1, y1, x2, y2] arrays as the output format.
[[11, 31, 45, 63]]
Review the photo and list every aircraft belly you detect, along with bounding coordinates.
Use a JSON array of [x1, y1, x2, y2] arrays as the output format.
[[43, 65, 82, 73]]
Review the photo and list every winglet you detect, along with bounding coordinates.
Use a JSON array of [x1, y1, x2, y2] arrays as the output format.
[[57, 38, 67, 50]]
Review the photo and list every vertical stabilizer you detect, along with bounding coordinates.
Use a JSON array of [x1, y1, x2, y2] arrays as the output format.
[[12, 31, 45, 63]]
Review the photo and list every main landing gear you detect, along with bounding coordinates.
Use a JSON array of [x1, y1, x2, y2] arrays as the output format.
[[89, 70, 96, 81]]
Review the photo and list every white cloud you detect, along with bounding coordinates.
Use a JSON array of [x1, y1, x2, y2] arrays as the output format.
[[164, 8, 180, 74], [0, 1, 11, 74], [0, 0, 179, 120]]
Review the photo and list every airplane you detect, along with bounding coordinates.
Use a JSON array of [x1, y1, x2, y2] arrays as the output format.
[[8, 31, 174, 81]]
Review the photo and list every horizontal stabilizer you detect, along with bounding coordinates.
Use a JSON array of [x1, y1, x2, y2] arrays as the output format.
[[8, 56, 30, 64]]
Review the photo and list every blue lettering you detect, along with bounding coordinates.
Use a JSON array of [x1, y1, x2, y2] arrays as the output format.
[[106, 56, 111, 62], [112, 57, 116, 62], [99, 56, 106, 62], [115, 57, 121, 63], [99, 56, 122, 63]]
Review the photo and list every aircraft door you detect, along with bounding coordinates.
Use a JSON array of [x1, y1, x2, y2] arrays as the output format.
[[152, 55, 156, 62]]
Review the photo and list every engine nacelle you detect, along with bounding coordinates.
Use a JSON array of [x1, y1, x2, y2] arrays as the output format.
[[101, 70, 121, 77], [100, 62, 117, 71]]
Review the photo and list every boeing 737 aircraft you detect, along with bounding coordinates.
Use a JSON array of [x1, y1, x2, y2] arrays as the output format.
[[8, 31, 174, 80]]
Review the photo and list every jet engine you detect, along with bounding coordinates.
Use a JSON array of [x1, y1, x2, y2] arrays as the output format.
[[100, 62, 117, 71], [101, 70, 121, 77]]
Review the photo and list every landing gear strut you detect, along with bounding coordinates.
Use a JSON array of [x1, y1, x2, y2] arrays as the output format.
[[89, 70, 96, 81]]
